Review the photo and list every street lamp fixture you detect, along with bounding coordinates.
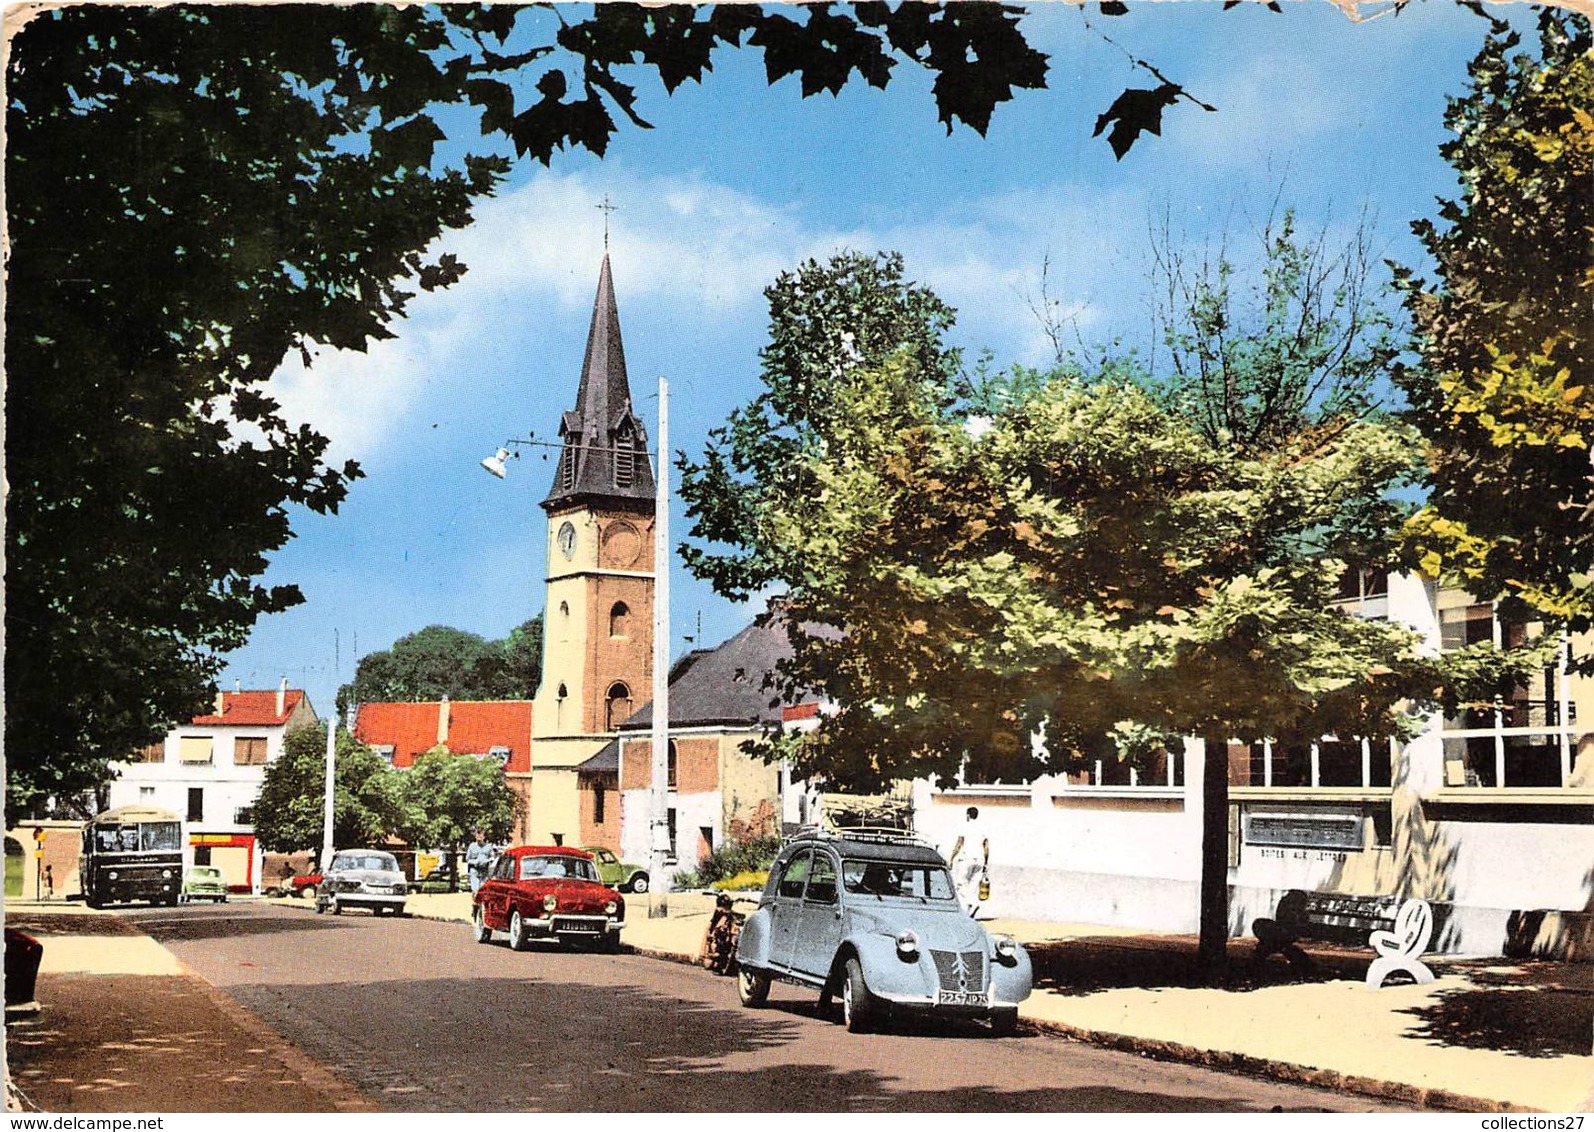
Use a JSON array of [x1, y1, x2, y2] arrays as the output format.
[[480, 448, 510, 479]]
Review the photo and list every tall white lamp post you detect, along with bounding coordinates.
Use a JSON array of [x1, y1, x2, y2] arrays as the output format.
[[649, 376, 672, 917], [321, 714, 336, 871]]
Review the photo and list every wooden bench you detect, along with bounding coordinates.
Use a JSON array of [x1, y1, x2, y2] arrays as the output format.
[[1252, 890, 1436, 987]]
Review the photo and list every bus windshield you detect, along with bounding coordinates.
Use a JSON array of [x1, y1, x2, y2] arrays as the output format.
[[140, 822, 181, 851]]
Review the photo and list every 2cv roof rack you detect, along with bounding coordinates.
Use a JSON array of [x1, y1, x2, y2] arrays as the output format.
[[786, 825, 933, 849]]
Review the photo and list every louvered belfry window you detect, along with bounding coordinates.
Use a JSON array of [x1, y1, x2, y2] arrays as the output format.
[[615, 431, 635, 489], [561, 445, 576, 492]]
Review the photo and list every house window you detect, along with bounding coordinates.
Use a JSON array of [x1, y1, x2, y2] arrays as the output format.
[[137, 742, 164, 764], [1333, 566, 1390, 618], [179, 737, 214, 765], [1438, 598, 1576, 789], [609, 601, 630, 638], [668, 739, 678, 789], [593, 785, 606, 826], [234, 806, 255, 825], [187, 788, 204, 823], [234, 737, 268, 766], [1232, 738, 1390, 789], [139, 786, 156, 799], [605, 683, 631, 731]]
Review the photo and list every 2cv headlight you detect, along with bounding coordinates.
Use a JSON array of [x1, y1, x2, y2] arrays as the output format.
[[895, 930, 920, 961], [994, 935, 1018, 964]]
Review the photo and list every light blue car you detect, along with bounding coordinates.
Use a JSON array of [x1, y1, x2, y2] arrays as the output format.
[[733, 830, 1032, 1034]]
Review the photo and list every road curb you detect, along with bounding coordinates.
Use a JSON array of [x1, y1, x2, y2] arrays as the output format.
[[1016, 1016, 1531, 1114]]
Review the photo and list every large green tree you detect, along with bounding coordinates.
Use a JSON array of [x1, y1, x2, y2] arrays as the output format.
[[681, 252, 1540, 981], [252, 725, 405, 854], [1394, 10, 1594, 633], [394, 750, 519, 871], [4, 6, 505, 819], [335, 617, 544, 715]]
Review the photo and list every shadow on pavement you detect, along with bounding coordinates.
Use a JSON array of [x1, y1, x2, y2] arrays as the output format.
[[1398, 961, 1594, 1058], [1026, 934, 1373, 996], [222, 973, 1335, 1112]]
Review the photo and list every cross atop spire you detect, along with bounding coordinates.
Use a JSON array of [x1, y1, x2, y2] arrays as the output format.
[[597, 195, 618, 250], [543, 254, 655, 513]]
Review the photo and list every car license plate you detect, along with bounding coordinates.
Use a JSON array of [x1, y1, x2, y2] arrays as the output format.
[[554, 918, 602, 934], [937, 989, 988, 1006]]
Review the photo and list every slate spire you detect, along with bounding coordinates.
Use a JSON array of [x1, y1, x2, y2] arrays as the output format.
[[543, 254, 655, 512]]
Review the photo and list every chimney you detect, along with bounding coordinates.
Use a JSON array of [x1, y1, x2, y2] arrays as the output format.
[[214, 691, 226, 716], [276, 678, 287, 718], [437, 696, 450, 746]]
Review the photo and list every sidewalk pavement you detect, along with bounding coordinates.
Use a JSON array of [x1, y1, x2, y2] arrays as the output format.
[[7, 891, 1592, 1113]]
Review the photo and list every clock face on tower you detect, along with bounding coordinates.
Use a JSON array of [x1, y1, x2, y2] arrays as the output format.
[[557, 521, 577, 560]]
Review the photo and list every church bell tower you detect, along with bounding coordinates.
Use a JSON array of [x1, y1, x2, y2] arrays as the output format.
[[527, 255, 655, 844]]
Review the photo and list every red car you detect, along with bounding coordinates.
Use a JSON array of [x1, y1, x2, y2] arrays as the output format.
[[471, 846, 624, 952]]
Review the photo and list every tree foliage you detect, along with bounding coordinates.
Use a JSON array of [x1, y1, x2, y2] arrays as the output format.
[[394, 750, 519, 856], [1144, 206, 1402, 453], [678, 251, 963, 600], [4, 5, 507, 820], [336, 618, 544, 715], [1393, 11, 1594, 632], [252, 725, 405, 854]]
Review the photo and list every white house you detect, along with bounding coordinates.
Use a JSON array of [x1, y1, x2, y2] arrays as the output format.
[[908, 573, 1594, 960], [107, 681, 318, 892]]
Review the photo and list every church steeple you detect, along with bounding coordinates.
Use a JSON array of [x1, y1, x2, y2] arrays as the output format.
[[543, 255, 655, 512]]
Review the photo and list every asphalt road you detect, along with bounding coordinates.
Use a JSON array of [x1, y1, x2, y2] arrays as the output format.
[[122, 902, 1410, 1113]]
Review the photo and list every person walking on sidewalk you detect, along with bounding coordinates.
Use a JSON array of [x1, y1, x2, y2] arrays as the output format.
[[946, 806, 991, 916], [465, 830, 497, 893]]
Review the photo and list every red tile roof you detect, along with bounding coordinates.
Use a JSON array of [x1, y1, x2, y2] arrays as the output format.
[[353, 701, 533, 772], [191, 690, 308, 728]]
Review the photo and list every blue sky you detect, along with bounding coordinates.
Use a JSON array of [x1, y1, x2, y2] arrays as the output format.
[[220, 0, 1527, 719]]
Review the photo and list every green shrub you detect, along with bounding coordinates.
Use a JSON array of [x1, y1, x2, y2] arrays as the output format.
[[671, 835, 781, 890], [711, 870, 769, 891]]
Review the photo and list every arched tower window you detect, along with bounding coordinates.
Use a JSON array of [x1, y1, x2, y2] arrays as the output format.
[[556, 683, 568, 728], [605, 682, 632, 731], [609, 601, 630, 638]]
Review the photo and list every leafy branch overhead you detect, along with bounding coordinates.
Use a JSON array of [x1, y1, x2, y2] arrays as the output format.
[[476, 3, 1052, 162]]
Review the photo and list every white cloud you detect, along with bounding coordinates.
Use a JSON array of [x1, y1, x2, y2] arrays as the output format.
[[262, 168, 1173, 460]]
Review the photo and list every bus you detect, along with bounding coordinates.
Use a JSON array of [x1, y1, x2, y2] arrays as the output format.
[[79, 806, 184, 908]]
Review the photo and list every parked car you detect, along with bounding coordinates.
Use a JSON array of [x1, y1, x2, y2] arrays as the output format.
[[580, 846, 650, 893], [313, 850, 408, 916], [471, 846, 624, 951], [733, 829, 1032, 1034], [180, 865, 228, 903], [280, 871, 322, 899], [4, 928, 43, 1015]]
